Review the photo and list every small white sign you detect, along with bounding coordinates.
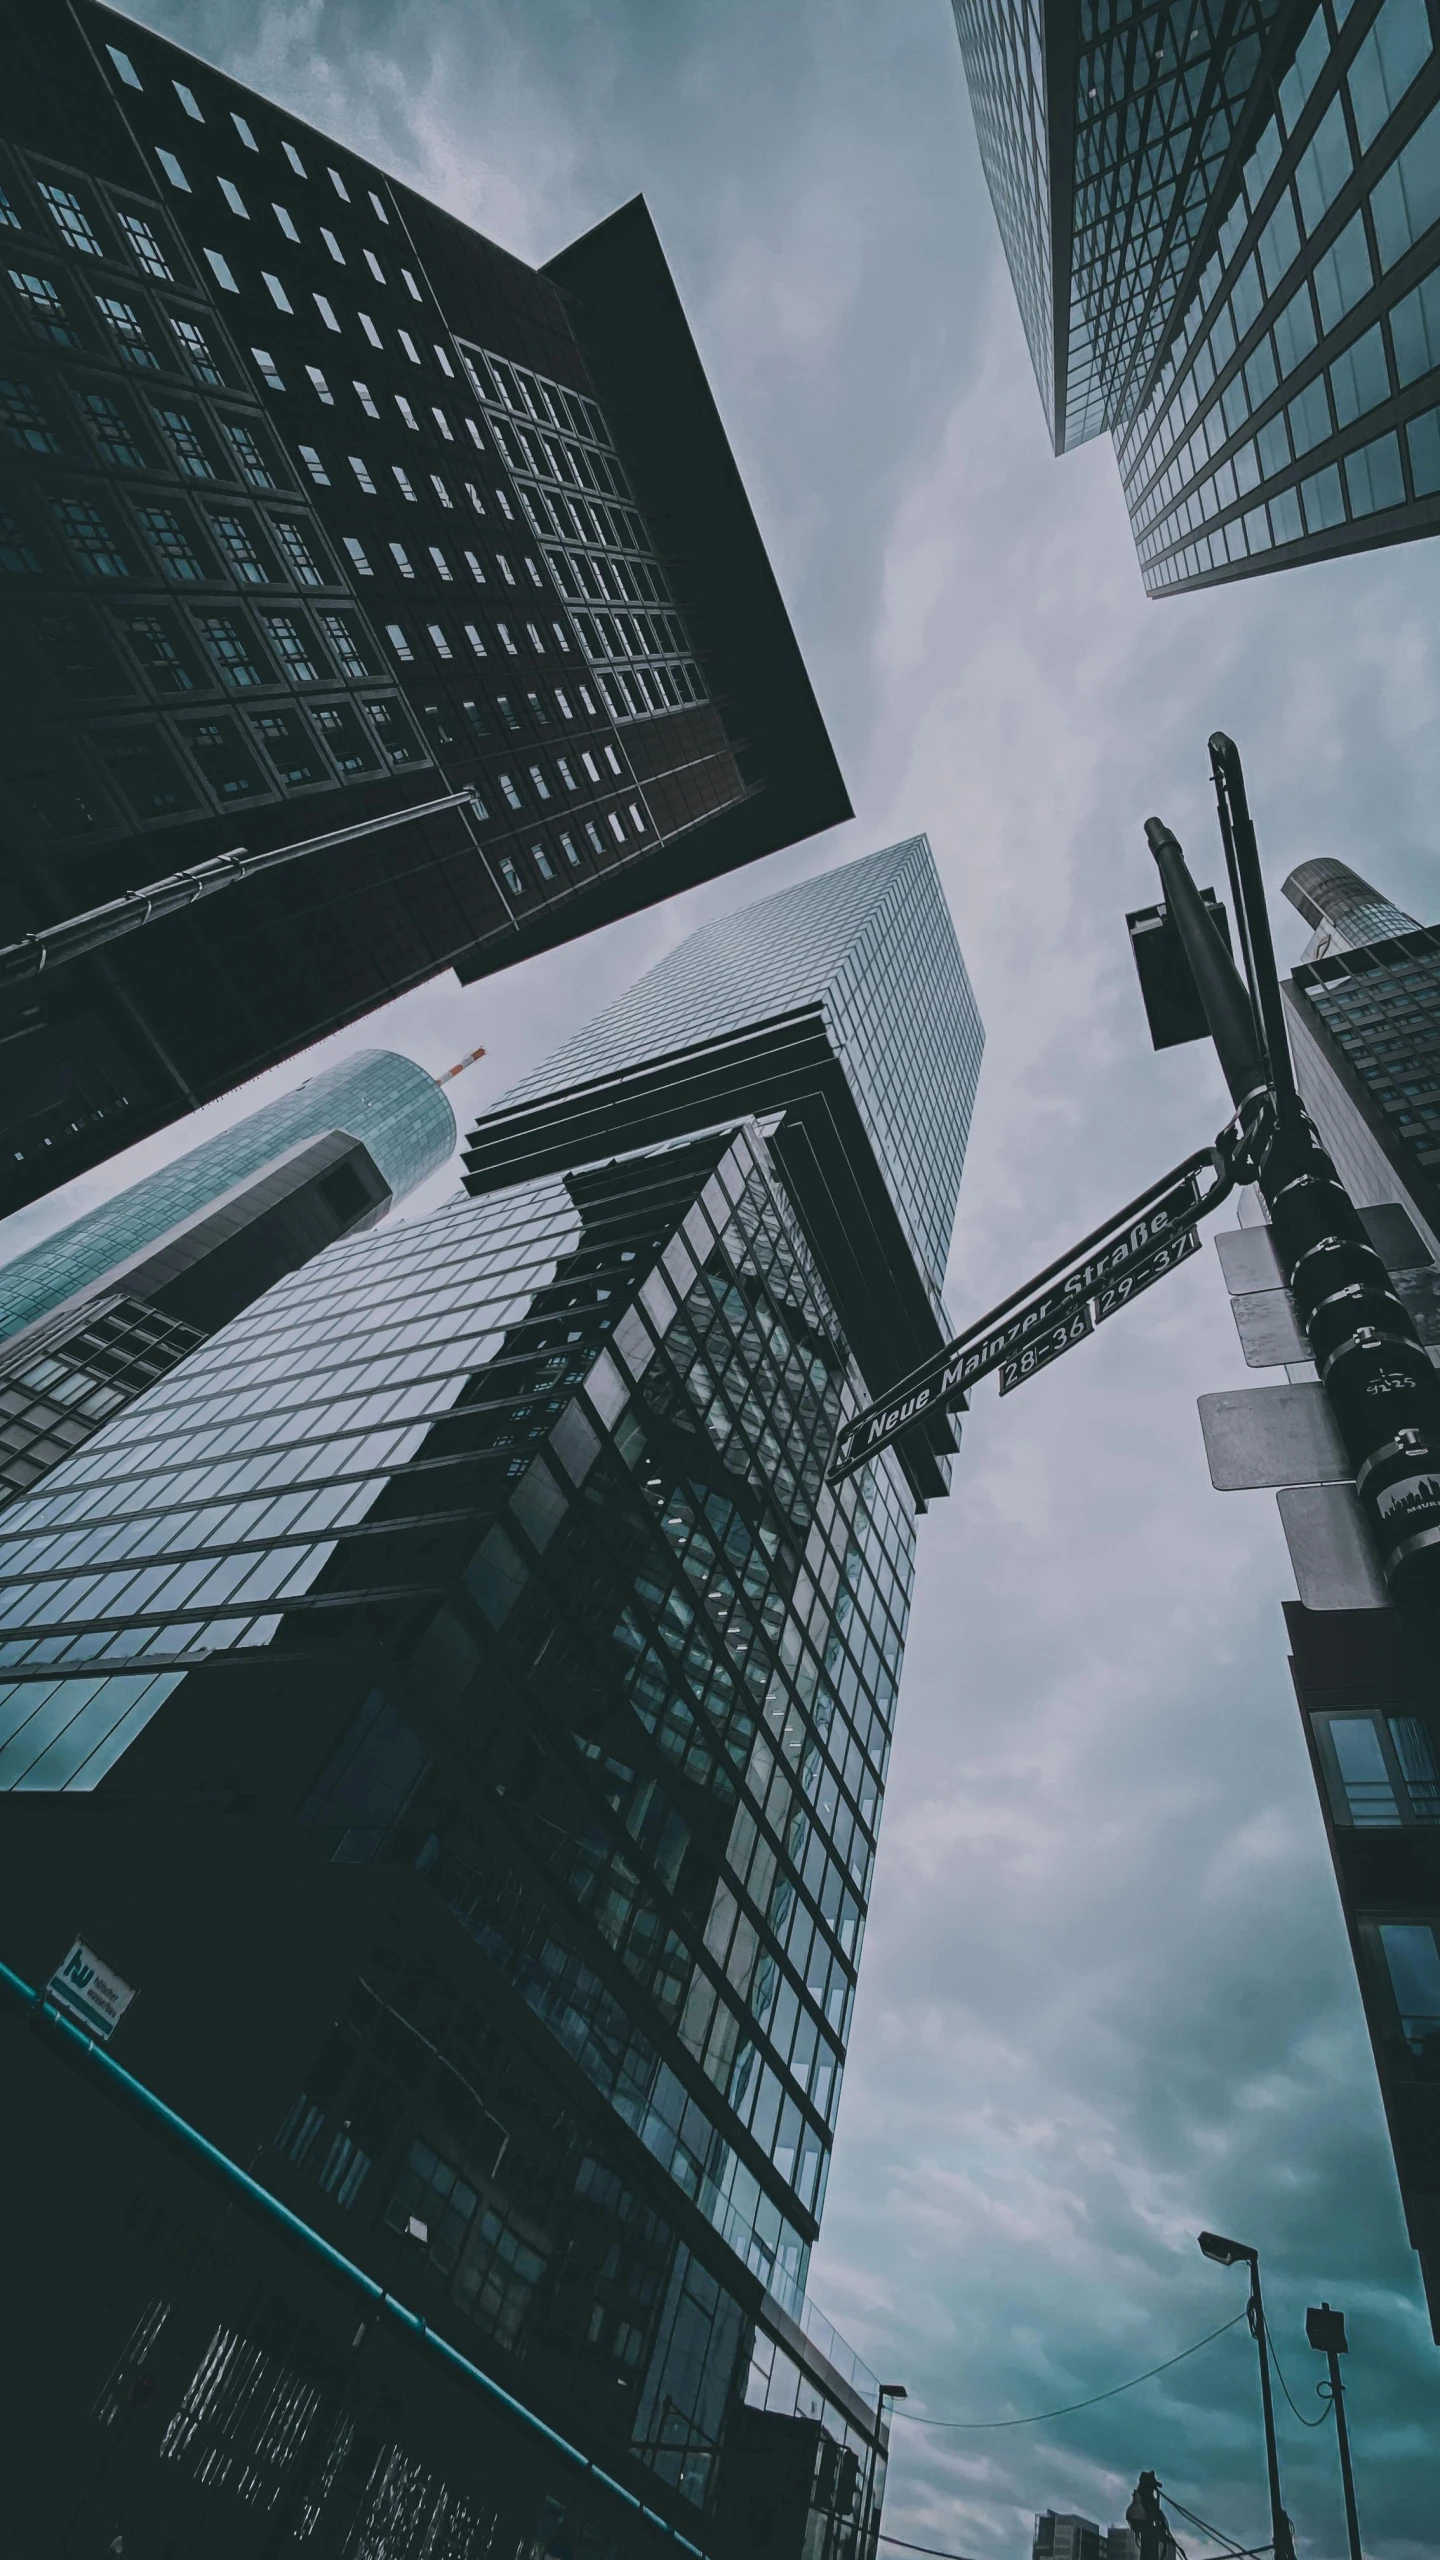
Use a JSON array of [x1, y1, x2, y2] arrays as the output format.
[[47, 1938, 136, 2042]]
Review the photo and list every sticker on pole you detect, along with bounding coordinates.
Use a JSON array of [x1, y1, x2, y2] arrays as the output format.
[[46, 1938, 136, 2041]]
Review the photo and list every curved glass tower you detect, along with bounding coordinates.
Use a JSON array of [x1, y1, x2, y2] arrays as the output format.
[[0, 1051, 456, 1345]]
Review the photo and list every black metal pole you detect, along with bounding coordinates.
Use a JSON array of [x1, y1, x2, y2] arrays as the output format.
[[1247, 2257, 1296, 2560], [1328, 2340, 1363, 2560], [0, 788, 483, 988], [1146, 761, 1440, 1627]]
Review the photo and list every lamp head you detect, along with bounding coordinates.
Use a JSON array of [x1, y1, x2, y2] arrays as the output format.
[[879, 2383, 908, 2402], [1198, 2230, 1256, 2268]]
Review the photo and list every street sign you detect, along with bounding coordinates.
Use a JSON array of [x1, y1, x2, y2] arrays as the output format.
[[46, 1938, 136, 2041], [998, 1304, 1093, 1395], [1092, 1221, 1200, 1321], [828, 1164, 1213, 1481]]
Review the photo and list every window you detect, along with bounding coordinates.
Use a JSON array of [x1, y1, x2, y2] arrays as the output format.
[[1288, 374, 1332, 454], [368, 191, 389, 225], [430, 474, 453, 510], [500, 857, 522, 895], [1345, 430, 1405, 515], [580, 750, 599, 781], [252, 347, 284, 391], [560, 831, 579, 865], [463, 550, 484, 582], [431, 406, 453, 442], [555, 688, 571, 717], [121, 612, 195, 691], [226, 420, 277, 487], [342, 534, 372, 575], [314, 293, 340, 332], [1409, 403, 1440, 494], [353, 379, 378, 417], [208, 511, 268, 582], [399, 330, 420, 364], [172, 316, 222, 383], [272, 521, 323, 585], [359, 312, 382, 348], [396, 395, 418, 429], [328, 167, 350, 202], [1371, 101, 1440, 268], [174, 80, 204, 119], [608, 811, 626, 842], [497, 621, 517, 654], [156, 149, 190, 193], [349, 454, 375, 494], [389, 540, 415, 577], [1, 379, 60, 454], [466, 417, 483, 449], [107, 44, 142, 86], [528, 762, 550, 800], [497, 554, 515, 585], [428, 545, 453, 581], [402, 269, 422, 301], [1330, 324, 1391, 426], [392, 465, 416, 501], [364, 247, 384, 283], [185, 713, 263, 796], [385, 620, 414, 661], [249, 707, 325, 784], [584, 820, 604, 855], [118, 211, 171, 280], [463, 621, 485, 655], [196, 613, 262, 684], [306, 365, 334, 405], [261, 613, 321, 681], [426, 621, 452, 658], [10, 269, 77, 345], [263, 272, 293, 312], [365, 697, 423, 762], [465, 480, 485, 513], [0, 509, 40, 575], [232, 111, 258, 150], [1349, 0, 1432, 155], [137, 505, 203, 577], [154, 404, 212, 477], [531, 841, 554, 880], [1378, 1922, 1440, 2053], [499, 772, 522, 809], [274, 204, 300, 243], [319, 610, 370, 676], [39, 181, 101, 257], [49, 495, 128, 578], [628, 801, 646, 833], [219, 177, 249, 219], [312, 703, 377, 771], [282, 140, 307, 178], [433, 344, 454, 378], [298, 442, 329, 486], [96, 295, 157, 366], [204, 248, 239, 294], [604, 744, 621, 774]]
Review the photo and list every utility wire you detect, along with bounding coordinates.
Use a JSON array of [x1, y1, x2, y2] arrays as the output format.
[[1262, 2313, 1333, 2429], [891, 2310, 1248, 2431], [1163, 2491, 1274, 2559]]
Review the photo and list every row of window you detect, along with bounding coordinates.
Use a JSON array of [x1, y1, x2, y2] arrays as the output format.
[[2, 367, 284, 487], [8, 258, 230, 386], [105, 38, 396, 230], [1143, 399, 1438, 580], [1, 160, 181, 291], [3, 486, 326, 589]]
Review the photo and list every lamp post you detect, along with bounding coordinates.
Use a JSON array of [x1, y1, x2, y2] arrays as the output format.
[[1307, 2303, 1362, 2560], [1197, 2233, 1295, 2560], [859, 2381, 906, 2560]]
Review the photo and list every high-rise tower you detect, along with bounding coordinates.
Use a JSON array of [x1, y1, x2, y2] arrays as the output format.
[[1199, 858, 1440, 2336], [0, 0, 847, 1212], [0, 1045, 459, 1506], [0, 841, 983, 2558], [953, 0, 1440, 593]]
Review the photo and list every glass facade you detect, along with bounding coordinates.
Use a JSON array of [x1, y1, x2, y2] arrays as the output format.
[[1286, 907, 1440, 1205], [1283, 851, 1420, 951], [955, 0, 1440, 588], [0, 1120, 911, 2533], [0, 1047, 455, 1343], [501, 838, 984, 1305]]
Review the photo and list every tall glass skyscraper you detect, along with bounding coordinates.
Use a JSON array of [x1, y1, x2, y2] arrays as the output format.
[[0, 843, 983, 2559], [1280, 857, 1440, 1251], [0, 1, 846, 1214], [0, 1047, 456, 1504], [954, 0, 1440, 592]]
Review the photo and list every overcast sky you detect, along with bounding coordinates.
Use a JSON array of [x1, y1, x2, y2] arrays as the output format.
[[13, 0, 1440, 2549]]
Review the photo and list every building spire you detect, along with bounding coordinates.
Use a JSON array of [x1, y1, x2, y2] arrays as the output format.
[[434, 1045, 487, 1086]]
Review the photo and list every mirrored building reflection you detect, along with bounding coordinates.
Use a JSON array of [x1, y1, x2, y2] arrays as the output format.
[[953, 0, 1440, 591], [0, 840, 983, 2558]]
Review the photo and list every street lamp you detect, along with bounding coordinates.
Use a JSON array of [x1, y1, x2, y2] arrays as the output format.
[[860, 2383, 906, 2560], [1307, 2303, 1363, 2560], [1197, 2234, 1295, 2560]]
